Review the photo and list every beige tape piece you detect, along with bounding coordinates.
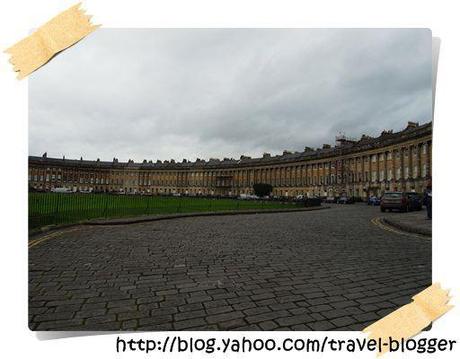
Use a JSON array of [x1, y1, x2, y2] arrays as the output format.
[[363, 283, 453, 355], [4, 2, 99, 79]]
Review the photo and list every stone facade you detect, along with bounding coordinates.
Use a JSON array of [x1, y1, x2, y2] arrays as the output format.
[[28, 121, 432, 199]]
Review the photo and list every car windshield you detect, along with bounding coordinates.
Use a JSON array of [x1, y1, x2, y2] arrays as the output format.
[[383, 192, 402, 198]]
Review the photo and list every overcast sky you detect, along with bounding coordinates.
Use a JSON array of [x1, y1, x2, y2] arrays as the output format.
[[29, 29, 432, 162]]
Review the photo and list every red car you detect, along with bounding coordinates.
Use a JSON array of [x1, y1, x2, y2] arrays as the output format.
[[380, 192, 409, 212]]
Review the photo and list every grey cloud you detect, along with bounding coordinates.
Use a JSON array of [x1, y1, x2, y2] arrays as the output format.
[[29, 28, 432, 162]]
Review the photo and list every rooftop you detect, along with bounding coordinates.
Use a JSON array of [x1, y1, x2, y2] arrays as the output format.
[[29, 121, 432, 170]]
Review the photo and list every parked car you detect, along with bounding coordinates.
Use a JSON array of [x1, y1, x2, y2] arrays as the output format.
[[367, 195, 381, 206], [51, 187, 73, 194], [405, 192, 423, 211], [337, 196, 354, 204], [380, 192, 409, 212], [325, 196, 336, 203]]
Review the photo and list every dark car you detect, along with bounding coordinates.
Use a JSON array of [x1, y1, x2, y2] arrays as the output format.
[[380, 191, 409, 212], [337, 196, 354, 204], [405, 192, 423, 211], [367, 195, 381, 206]]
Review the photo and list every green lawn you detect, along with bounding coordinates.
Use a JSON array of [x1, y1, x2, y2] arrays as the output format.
[[29, 192, 298, 229]]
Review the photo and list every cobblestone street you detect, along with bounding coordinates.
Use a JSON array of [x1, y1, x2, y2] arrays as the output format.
[[29, 204, 431, 331]]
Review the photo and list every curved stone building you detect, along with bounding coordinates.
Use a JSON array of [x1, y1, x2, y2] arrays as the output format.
[[29, 121, 432, 199]]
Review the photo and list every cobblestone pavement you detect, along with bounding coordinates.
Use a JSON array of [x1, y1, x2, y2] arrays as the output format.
[[29, 204, 431, 331]]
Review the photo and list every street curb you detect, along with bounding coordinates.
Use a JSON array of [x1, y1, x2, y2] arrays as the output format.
[[29, 206, 330, 237], [84, 206, 330, 226], [381, 217, 432, 237]]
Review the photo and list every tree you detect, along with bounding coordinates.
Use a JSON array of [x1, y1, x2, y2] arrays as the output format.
[[253, 183, 273, 197]]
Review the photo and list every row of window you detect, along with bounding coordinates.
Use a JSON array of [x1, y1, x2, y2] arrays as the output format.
[[29, 159, 429, 184], [29, 143, 430, 186], [29, 164, 429, 187]]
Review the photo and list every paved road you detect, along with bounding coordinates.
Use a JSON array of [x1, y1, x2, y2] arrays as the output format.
[[29, 204, 431, 331]]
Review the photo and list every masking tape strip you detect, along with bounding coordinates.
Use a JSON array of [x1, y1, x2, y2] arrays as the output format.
[[363, 283, 453, 355], [4, 2, 99, 79]]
